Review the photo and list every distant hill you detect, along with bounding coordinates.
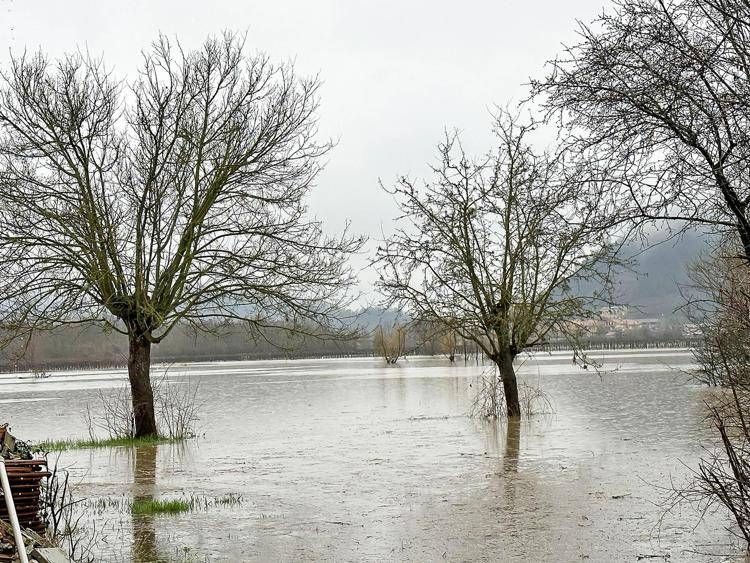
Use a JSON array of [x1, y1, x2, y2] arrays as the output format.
[[361, 230, 710, 324], [613, 229, 710, 318], [353, 307, 405, 331]]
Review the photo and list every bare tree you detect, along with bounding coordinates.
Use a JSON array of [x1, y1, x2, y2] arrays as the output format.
[[438, 329, 458, 363], [672, 241, 750, 548], [376, 111, 626, 417], [533, 2, 750, 542], [687, 240, 750, 387], [373, 324, 407, 364], [0, 33, 363, 436], [532, 0, 750, 261]]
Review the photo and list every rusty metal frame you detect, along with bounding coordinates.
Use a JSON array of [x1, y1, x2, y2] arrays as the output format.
[[0, 459, 29, 563]]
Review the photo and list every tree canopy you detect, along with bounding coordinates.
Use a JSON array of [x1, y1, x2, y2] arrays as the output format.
[[533, 0, 750, 259], [0, 33, 363, 344]]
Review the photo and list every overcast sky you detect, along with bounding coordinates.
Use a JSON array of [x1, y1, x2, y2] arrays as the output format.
[[0, 0, 608, 300]]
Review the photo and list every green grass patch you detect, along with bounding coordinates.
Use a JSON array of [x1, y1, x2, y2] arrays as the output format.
[[132, 498, 191, 515], [37, 434, 184, 451], [85, 493, 243, 517]]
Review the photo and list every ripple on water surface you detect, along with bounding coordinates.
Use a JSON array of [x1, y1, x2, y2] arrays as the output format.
[[1, 351, 742, 561]]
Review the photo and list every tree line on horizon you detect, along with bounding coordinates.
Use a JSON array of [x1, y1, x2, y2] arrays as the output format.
[[0, 312, 693, 372]]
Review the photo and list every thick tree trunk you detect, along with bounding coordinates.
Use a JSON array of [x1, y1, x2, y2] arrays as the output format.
[[128, 334, 158, 437], [498, 348, 521, 418]]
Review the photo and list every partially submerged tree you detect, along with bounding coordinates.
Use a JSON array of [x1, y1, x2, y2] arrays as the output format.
[[533, 0, 750, 261], [0, 33, 363, 436], [373, 324, 407, 364], [407, 319, 459, 360], [438, 329, 458, 363], [376, 111, 626, 417]]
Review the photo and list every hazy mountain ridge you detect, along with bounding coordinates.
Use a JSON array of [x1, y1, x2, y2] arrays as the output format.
[[614, 231, 709, 318]]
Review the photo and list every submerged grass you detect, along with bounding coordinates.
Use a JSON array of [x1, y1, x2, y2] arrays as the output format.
[[85, 493, 244, 517], [37, 434, 184, 451], [132, 498, 191, 515]]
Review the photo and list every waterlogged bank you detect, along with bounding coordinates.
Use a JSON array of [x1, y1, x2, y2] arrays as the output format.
[[0, 350, 742, 561]]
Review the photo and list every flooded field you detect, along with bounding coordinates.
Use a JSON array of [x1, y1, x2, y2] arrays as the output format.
[[0, 350, 743, 561]]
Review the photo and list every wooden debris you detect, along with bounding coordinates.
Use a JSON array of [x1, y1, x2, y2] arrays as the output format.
[[0, 426, 32, 461]]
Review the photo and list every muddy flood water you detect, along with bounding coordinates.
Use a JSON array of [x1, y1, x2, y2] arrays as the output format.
[[0, 350, 745, 562]]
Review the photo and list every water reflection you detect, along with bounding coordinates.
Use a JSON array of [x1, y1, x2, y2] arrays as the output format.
[[475, 416, 521, 471], [3, 353, 742, 561], [132, 444, 157, 563], [503, 418, 521, 473]]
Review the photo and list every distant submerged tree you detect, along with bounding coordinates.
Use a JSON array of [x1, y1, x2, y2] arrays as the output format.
[[0, 33, 363, 437], [376, 111, 627, 417], [373, 324, 407, 364], [438, 329, 458, 363]]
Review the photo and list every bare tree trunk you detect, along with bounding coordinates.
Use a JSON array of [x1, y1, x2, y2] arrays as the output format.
[[498, 349, 521, 418], [128, 335, 157, 437]]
